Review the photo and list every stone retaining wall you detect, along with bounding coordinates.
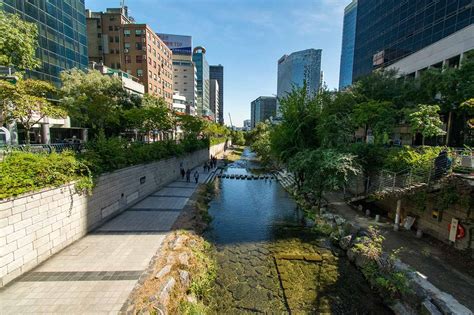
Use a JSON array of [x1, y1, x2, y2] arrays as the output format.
[[0, 143, 227, 287]]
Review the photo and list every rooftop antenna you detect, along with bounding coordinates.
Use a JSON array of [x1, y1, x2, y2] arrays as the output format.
[[120, 0, 125, 9]]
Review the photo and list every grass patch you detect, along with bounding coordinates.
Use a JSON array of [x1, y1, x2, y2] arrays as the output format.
[[223, 146, 245, 163]]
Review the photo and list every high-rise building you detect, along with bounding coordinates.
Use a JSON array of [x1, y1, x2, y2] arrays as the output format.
[[243, 119, 251, 131], [0, 0, 89, 84], [339, 0, 358, 90], [352, 0, 474, 81], [210, 65, 224, 124], [192, 46, 210, 117], [157, 34, 197, 113], [209, 79, 219, 123], [250, 96, 277, 129], [277, 49, 322, 111], [86, 8, 174, 107]]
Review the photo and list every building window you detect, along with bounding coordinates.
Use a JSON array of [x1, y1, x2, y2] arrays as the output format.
[[109, 36, 113, 43], [109, 26, 113, 31], [154, 74, 157, 81], [97, 33, 101, 38], [124, 43, 131, 50], [111, 63, 115, 69], [149, 57, 152, 65], [115, 36, 119, 43], [135, 42, 142, 50], [153, 48, 156, 57], [136, 55, 143, 63], [98, 45, 102, 51], [135, 29, 142, 36], [183, 75, 187, 78], [114, 26, 119, 31], [153, 61, 156, 68], [125, 55, 131, 63], [149, 83, 152, 90], [124, 30, 130, 37], [149, 70, 152, 78], [148, 44, 151, 52], [137, 69, 143, 77], [116, 63, 121, 68]]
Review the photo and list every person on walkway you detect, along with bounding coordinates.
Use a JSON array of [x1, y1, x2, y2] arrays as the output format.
[[186, 169, 191, 182], [180, 167, 185, 180], [194, 170, 200, 183], [203, 163, 207, 173]]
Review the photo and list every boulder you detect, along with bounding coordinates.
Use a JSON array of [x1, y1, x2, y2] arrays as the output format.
[[339, 235, 352, 250], [178, 253, 190, 266], [421, 299, 442, 315], [158, 277, 176, 305], [155, 265, 172, 279], [179, 270, 190, 286]]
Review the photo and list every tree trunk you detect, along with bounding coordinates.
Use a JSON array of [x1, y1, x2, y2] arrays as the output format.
[[422, 135, 425, 146], [25, 127, 31, 145]]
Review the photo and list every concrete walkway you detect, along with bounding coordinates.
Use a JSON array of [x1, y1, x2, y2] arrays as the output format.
[[0, 165, 218, 314]]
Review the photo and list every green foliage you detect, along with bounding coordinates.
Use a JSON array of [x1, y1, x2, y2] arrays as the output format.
[[0, 79, 66, 144], [354, 227, 410, 299], [0, 10, 41, 70], [271, 83, 322, 162], [348, 143, 389, 176], [409, 104, 446, 145], [383, 146, 443, 172], [60, 69, 132, 135], [352, 100, 397, 143], [249, 122, 273, 165], [81, 131, 207, 175], [189, 240, 217, 300], [0, 151, 92, 199], [179, 115, 207, 140], [288, 148, 360, 209], [230, 130, 245, 146]]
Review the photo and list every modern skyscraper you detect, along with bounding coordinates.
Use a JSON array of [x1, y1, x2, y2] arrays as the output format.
[[277, 49, 322, 111], [339, 0, 358, 90], [192, 46, 210, 117], [157, 34, 197, 113], [86, 8, 174, 107], [0, 0, 89, 84], [352, 0, 474, 81], [210, 65, 224, 124], [209, 79, 219, 123], [250, 96, 277, 129]]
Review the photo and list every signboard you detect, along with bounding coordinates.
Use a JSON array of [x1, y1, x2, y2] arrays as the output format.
[[156, 33, 192, 55], [373, 50, 385, 66], [449, 218, 459, 242]]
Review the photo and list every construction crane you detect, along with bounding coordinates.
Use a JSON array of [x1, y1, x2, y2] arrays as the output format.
[[228, 113, 234, 130]]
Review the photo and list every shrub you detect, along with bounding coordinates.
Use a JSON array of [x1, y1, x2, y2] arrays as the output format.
[[0, 151, 92, 199], [383, 145, 443, 172]]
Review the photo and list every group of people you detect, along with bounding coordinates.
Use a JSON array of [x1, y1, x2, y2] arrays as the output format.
[[179, 155, 219, 184], [203, 155, 218, 172], [179, 163, 199, 184]]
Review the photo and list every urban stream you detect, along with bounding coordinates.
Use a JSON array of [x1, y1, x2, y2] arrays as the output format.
[[204, 148, 390, 314]]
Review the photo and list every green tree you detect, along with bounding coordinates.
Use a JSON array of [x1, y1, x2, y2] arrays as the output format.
[[60, 69, 128, 135], [352, 100, 397, 143], [409, 104, 446, 145], [0, 79, 66, 144], [288, 148, 359, 212], [271, 83, 322, 162], [0, 10, 40, 70], [179, 115, 206, 140]]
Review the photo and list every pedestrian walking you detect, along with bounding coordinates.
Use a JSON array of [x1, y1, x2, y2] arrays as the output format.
[[180, 167, 185, 180], [194, 170, 200, 184], [186, 169, 191, 183], [203, 163, 207, 173]]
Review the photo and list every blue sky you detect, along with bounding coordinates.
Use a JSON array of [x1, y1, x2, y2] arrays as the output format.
[[86, 0, 347, 126]]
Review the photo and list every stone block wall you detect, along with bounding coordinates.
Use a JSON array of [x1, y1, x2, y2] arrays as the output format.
[[0, 144, 227, 287]]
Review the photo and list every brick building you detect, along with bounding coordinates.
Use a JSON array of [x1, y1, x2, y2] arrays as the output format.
[[86, 7, 173, 107]]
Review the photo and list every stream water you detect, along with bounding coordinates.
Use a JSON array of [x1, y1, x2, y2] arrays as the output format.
[[205, 148, 390, 314]]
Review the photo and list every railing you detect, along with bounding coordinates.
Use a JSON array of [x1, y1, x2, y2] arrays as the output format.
[[348, 149, 472, 199]]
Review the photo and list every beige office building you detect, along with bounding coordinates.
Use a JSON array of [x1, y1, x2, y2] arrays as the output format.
[[86, 7, 173, 107]]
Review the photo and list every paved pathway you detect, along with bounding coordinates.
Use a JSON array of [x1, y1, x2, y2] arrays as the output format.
[[0, 165, 218, 314]]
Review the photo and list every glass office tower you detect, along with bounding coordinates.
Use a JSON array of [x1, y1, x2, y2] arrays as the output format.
[[250, 96, 276, 129], [339, 0, 357, 90], [192, 46, 210, 117], [210, 65, 224, 124], [277, 49, 322, 111], [353, 0, 474, 80], [0, 0, 88, 84]]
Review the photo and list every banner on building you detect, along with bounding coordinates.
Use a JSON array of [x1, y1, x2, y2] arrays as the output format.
[[157, 33, 192, 55]]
